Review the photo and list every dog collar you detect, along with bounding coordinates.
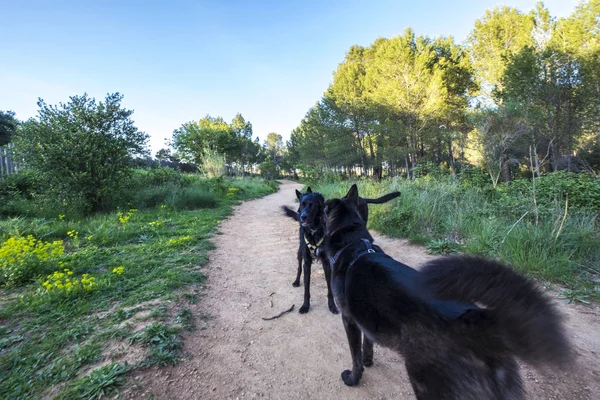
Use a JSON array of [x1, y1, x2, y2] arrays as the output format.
[[329, 238, 376, 269]]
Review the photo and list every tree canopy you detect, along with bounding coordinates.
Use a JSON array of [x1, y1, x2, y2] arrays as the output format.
[[171, 114, 264, 174], [287, 0, 600, 180], [13, 93, 148, 212]]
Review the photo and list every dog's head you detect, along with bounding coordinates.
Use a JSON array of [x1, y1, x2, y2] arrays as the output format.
[[295, 187, 325, 229], [324, 184, 365, 235]]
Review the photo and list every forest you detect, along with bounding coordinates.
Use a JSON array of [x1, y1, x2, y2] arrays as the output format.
[[286, 1, 600, 184]]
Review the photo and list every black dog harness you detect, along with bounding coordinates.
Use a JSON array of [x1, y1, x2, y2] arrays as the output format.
[[329, 238, 377, 269]]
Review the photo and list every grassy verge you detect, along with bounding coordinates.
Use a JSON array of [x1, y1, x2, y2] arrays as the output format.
[[0, 176, 278, 399], [310, 174, 599, 302]]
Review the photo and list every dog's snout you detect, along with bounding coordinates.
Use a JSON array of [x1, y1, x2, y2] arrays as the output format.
[[300, 214, 308, 221]]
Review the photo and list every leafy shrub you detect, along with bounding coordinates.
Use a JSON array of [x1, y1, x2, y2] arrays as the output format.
[[503, 172, 600, 210], [12, 93, 148, 214], [133, 167, 183, 186], [0, 169, 45, 198], [204, 176, 228, 196], [458, 166, 490, 189], [173, 187, 218, 209], [0, 235, 65, 285], [132, 184, 217, 210], [201, 147, 226, 178], [412, 161, 451, 179], [259, 160, 279, 179]]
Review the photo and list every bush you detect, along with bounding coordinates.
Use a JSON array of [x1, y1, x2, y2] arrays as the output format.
[[501, 172, 600, 210], [201, 147, 226, 178], [0, 235, 65, 286], [132, 167, 183, 187], [310, 174, 600, 294], [132, 184, 218, 210], [259, 160, 279, 179], [12, 93, 148, 214]]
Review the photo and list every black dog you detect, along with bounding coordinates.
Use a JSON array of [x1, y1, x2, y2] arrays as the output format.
[[322, 184, 572, 399], [285, 190, 401, 225], [282, 187, 401, 314], [282, 187, 338, 314]]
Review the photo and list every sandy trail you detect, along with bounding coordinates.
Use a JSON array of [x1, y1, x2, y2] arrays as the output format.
[[132, 180, 600, 399]]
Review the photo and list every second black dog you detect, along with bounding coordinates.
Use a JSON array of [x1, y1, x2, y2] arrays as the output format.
[[282, 187, 401, 314], [322, 184, 572, 399]]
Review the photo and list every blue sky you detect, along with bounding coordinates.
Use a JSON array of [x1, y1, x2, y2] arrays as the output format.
[[0, 0, 579, 153]]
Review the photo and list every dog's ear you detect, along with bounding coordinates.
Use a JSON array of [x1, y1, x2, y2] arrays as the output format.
[[306, 187, 312, 193], [345, 184, 359, 205], [295, 189, 303, 200]]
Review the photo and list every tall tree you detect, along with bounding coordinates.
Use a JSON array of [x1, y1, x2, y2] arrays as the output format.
[[0, 110, 18, 146], [264, 133, 284, 162], [365, 29, 449, 178], [327, 45, 374, 173], [468, 6, 535, 94], [172, 115, 242, 166], [231, 113, 253, 139]]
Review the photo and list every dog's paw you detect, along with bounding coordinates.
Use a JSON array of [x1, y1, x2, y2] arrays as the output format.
[[328, 302, 339, 314], [341, 370, 361, 386], [292, 280, 300, 287], [363, 358, 373, 367], [299, 304, 310, 314]]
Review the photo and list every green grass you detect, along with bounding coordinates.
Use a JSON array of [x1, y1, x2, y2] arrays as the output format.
[[0, 176, 278, 399], [311, 175, 600, 300]]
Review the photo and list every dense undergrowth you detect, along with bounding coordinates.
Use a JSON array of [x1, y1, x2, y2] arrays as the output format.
[[309, 168, 599, 302], [0, 168, 278, 399]]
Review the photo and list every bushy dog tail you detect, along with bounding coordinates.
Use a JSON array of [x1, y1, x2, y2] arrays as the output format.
[[281, 206, 299, 221], [421, 255, 572, 367], [362, 191, 401, 204]]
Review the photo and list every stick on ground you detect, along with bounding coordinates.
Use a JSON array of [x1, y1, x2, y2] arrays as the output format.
[[262, 305, 295, 321]]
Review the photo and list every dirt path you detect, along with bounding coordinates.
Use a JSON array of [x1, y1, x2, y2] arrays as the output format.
[[132, 180, 600, 399]]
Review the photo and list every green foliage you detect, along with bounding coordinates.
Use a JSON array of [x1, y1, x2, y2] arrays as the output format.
[[468, 5, 535, 90], [12, 93, 149, 214], [498, 172, 600, 215], [131, 323, 183, 366], [290, 28, 477, 178], [259, 159, 279, 179], [175, 307, 195, 331], [171, 114, 264, 174], [58, 363, 129, 400], [311, 172, 600, 297], [0, 176, 277, 399], [426, 238, 462, 255], [289, 1, 600, 179], [0, 110, 18, 146], [0, 235, 65, 286], [558, 288, 591, 305], [201, 146, 226, 178]]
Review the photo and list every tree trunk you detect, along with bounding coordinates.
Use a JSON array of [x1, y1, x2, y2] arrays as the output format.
[[448, 140, 455, 176], [550, 142, 559, 172], [501, 156, 511, 182]]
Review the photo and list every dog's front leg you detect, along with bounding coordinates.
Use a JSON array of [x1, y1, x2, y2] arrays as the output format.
[[292, 247, 302, 287], [341, 314, 364, 386], [299, 257, 311, 313]]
